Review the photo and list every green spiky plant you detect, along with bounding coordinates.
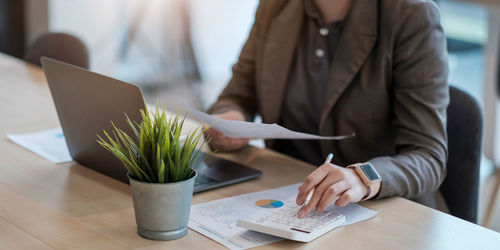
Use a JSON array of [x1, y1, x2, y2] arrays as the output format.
[[97, 104, 209, 183]]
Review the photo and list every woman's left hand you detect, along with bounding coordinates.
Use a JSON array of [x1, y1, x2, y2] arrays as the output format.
[[295, 163, 369, 218]]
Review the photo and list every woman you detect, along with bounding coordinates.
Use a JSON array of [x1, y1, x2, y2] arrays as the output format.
[[205, 0, 449, 218]]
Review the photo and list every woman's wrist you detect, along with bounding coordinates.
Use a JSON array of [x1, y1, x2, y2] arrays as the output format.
[[347, 163, 382, 200], [370, 180, 382, 199]]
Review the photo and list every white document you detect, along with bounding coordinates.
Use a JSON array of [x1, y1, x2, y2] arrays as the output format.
[[7, 128, 72, 164], [181, 105, 355, 140], [188, 183, 378, 249]]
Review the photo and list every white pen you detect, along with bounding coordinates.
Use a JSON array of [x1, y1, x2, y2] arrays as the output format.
[[303, 153, 334, 207]]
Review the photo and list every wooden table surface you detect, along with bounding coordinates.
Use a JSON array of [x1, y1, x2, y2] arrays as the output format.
[[1, 53, 500, 249]]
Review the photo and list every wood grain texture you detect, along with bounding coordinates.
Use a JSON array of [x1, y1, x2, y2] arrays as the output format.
[[1, 53, 499, 249], [0, 216, 51, 250]]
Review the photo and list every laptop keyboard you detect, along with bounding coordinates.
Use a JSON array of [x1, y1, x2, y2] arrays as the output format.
[[195, 174, 218, 186]]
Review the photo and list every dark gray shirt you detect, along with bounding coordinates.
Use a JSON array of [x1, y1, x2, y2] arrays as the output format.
[[273, 0, 344, 166]]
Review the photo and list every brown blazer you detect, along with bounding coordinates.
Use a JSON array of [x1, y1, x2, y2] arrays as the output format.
[[209, 0, 449, 210]]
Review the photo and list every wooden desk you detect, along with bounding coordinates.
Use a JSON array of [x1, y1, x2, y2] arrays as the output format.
[[1, 53, 499, 249]]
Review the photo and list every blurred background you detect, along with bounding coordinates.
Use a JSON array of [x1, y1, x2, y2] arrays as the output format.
[[0, 0, 259, 109], [1, 0, 500, 231]]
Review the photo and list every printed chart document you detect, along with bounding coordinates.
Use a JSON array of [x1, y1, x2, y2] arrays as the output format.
[[7, 128, 72, 163], [189, 183, 378, 249], [180, 104, 355, 140]]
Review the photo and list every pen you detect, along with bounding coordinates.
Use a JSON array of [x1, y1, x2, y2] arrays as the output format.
[[303, 153, 334, 207]]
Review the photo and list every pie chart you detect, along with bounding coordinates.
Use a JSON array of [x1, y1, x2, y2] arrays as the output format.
[[255, 199, 284, 208]]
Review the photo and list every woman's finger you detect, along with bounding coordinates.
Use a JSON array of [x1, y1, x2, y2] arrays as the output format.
[[207, 129, 249, 152], [297, 167, 344, 217], [316, 180, 349, 213], [205, 127, 224, 138], [296, 163, 344, 205], [335, 189, 356, 207], [296, 164, 331, 205]]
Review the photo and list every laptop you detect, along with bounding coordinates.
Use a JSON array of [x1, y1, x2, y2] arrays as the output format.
[[40, 57, 261, 193]]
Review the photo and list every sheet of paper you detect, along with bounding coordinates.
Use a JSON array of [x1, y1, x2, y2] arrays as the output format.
[[7, 128, 72, 164], [180, 104, 355, 140], [188, 183, 378, 249]]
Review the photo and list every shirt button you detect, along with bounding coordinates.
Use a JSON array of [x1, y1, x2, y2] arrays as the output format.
[[315, 49, 325, 58], [319, 27, 329, 36]]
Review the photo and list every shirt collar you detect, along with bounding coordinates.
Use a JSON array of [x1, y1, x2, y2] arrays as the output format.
[[304, 0, 322, 21], [303, 0, 345, 29]]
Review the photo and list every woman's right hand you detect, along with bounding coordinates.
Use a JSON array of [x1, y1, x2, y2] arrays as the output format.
[[204, 110, 250, 152]]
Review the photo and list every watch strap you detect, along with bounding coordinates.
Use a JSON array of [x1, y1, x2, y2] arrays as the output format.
[[348, 163, 379, 201]]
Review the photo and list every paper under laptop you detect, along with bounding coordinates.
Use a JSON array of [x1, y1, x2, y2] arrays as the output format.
[[7, 128, 72, 163], [181, 105, 356, 140], [7, 127, 188, 164]]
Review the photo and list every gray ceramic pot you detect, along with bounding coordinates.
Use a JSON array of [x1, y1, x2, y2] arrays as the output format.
[[128, 171, 197, 240]]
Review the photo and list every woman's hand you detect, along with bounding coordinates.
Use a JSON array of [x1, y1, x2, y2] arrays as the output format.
[[204, 110, 250, 152], [295, 163, 370, 218]]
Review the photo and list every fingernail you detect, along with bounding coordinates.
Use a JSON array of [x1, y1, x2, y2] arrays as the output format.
[[298, 210, 305, 218]]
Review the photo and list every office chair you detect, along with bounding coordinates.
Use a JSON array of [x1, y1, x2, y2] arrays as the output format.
[[24, 32, 89, 69], [440, 86, 483, 223]]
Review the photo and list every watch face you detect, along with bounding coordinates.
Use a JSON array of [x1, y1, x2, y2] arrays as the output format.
[[360, 163, 380, 181]]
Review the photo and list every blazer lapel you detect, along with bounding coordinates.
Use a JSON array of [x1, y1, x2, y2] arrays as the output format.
[[319, 0, 379, 131], [259, 0, 304, 124]]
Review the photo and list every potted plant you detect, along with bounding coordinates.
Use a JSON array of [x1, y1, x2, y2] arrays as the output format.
[[97, 105, 209, 240]]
